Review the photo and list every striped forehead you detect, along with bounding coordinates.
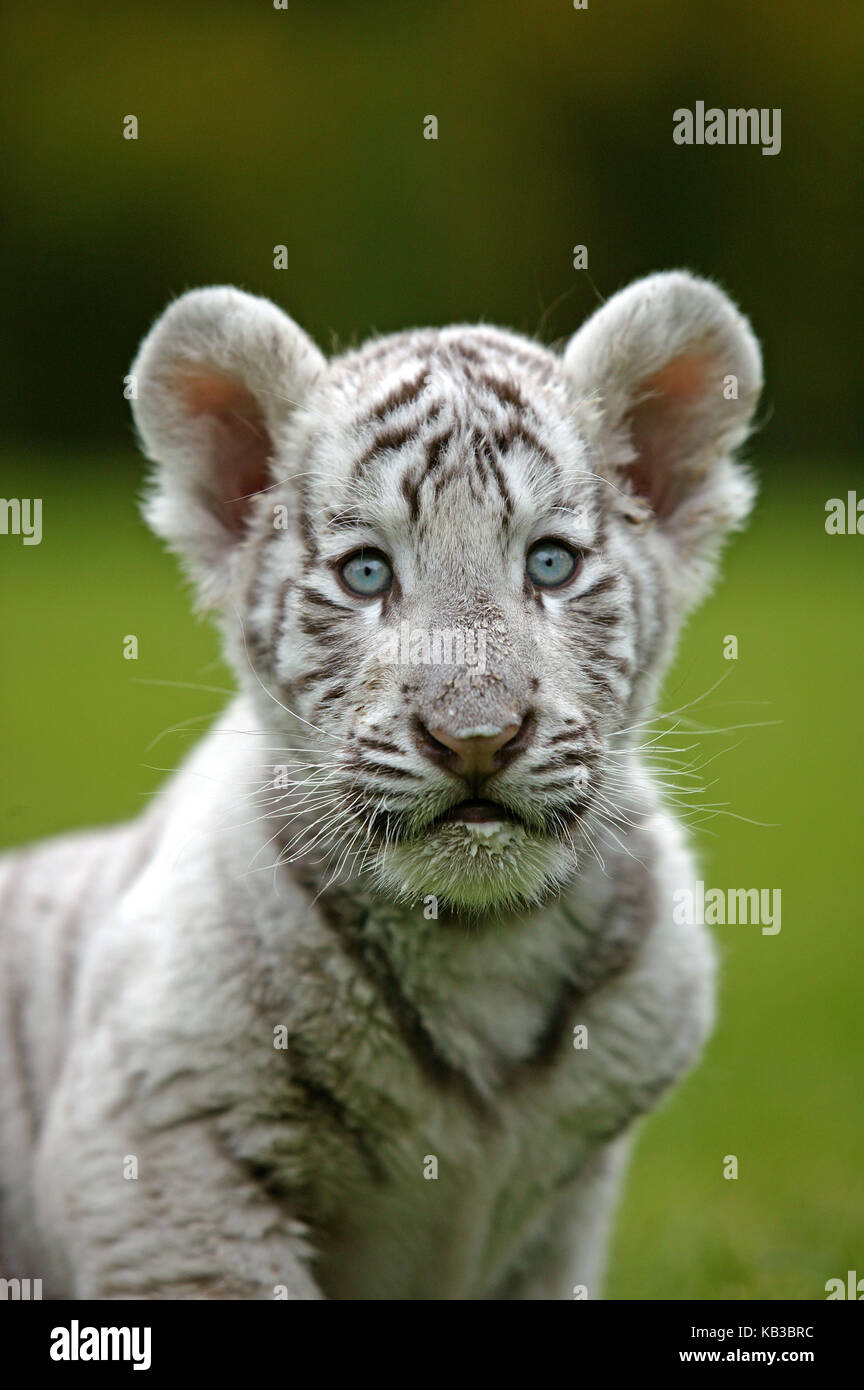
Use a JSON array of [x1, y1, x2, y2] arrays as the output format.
[[307, 327, 595, 535]]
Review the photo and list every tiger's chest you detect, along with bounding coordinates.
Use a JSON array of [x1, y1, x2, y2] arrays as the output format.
[[246, 905, 700, 1300]]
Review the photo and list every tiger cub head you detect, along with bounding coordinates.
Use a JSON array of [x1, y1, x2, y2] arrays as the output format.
[[131, 272, 762, 912]]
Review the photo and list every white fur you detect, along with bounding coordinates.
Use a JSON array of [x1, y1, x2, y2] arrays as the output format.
[[0, 272, 761, 1299]]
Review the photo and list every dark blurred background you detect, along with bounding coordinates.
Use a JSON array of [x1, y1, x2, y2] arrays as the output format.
[[2, 0, 862, 1301], [0, 0, 861, 455]]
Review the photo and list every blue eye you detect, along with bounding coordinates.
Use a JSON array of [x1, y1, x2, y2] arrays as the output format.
[[526, 539, 579, 589], [339, 549, 393, 597]]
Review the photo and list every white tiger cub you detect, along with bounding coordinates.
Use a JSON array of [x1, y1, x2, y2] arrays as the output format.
[[0, 272, 762, 1299]]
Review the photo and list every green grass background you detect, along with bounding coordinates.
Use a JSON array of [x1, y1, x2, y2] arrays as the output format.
[[1, 451, 861, 1299]]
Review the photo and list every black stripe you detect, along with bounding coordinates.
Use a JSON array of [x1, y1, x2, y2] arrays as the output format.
[[354, 423, 415, 475], [545, 726, 588, 745], [298, 614, 343, 640], [493, 423, 553, 466], [579, 573, 620, 601], [478, 439, 514, 518], [589, 673, 618, 703], [401, 467, 421, 523], [423, 429, 452, 476], [297, 589, 353, 614], [477, 373, 528, 411], [446, 341, 485, 366], [297, 494, 317, 562], [312, 893, 493, 1119], [603, 654, 634, 678], [293, 656, 346, 692], [355, 757, 419, 781], [360, 368, 430, 425], [280, 1041, 388, 1184], [357, 737, 404, 756], [311, 682, 350, 709], [268, 576, 292, 657], [531, 757, 570, 774]]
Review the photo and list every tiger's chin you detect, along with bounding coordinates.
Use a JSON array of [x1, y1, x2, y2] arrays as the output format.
[[372, 819, 575, 914]]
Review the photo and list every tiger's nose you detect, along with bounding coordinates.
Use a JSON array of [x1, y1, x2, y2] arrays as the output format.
[[415, 715, 534, 776]]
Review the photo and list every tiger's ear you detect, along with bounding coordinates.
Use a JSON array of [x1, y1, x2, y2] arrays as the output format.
[[564, 271, 762, 564], [131, 286, 325, 606]]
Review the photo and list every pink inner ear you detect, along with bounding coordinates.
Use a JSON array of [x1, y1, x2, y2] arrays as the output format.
[[178, 371, 273, 535], [623, 354, 713, 516]]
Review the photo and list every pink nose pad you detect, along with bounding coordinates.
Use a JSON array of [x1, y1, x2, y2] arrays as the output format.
[[428, 725, 519, 776], [418, 715, 534, 776]]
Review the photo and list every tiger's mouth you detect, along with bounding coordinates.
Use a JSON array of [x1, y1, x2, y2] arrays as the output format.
[[369, 791, 578, 911], [369, 791, 584, 847], [438, 799, 516, 825], [368, 796, 526, 845]]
